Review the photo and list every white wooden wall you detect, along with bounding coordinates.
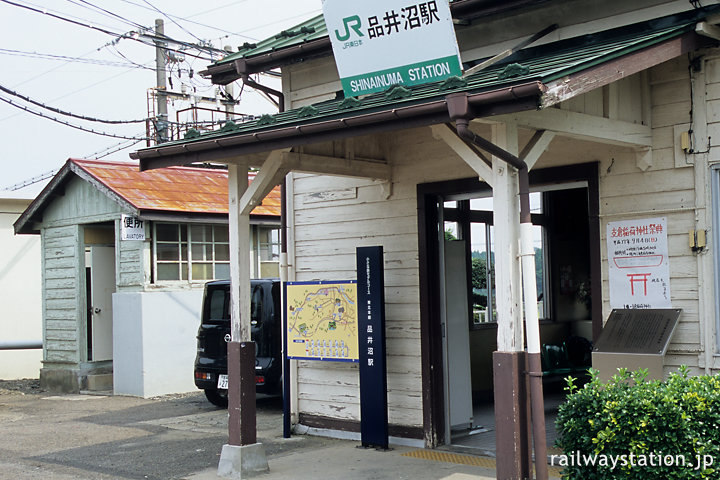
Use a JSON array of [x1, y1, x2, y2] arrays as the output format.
[[283, 20, 720, 431], [42, 224, 82, 364], [289, 128, 476, 428], [596, 55, 707, 373]]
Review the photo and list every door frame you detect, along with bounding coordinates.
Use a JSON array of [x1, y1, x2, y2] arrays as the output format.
[[416, 163, 601, 447], [81, 224, 117, 364]]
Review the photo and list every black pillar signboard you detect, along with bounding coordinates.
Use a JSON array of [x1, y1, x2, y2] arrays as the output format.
[[356, 246, 389, 449]]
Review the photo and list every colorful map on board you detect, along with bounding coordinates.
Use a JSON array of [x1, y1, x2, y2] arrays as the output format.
[[286, 281, 358, 362]]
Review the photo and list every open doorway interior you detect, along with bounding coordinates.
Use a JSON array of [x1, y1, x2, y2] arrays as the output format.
[[440, 185, 594, 452], [84, 225, 116, 363]]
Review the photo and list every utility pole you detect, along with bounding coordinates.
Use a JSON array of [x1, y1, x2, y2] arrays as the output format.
[[224, 46, 235, 122], [155, 19, 169, 144]]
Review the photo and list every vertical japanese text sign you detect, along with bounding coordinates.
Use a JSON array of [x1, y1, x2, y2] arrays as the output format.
[[322, 0, 462, 97], [607, 217, 671, 309], [356, 246, 389, 449]]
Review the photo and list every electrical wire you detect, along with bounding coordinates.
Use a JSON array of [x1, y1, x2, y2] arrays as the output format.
[[117, 0, 258, 41], [0, 94, 149, 140], [81, 136, 145, 159], [0, 0, 221, 62], [0, 47, 153, 69], [140, 0, 209, 50], [0, 84, 148, 124], [1, 0, 127, 38], [66, 0, 148, 31], [107, 44, 154, 70]]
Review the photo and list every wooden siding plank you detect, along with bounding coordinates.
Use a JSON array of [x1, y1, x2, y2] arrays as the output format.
[[45, 339, 77, 351], [652, 126, 674, 150], [296, 235, 419, 257], [46, 298, 78, 310], [601, 190, 695, 214], [46, 329, 77, 341], [650, 57, 688, 85], [46, 319, 77, 330], [45, 289, 78, 301], [294, 199, 417, 226], [293, 217, 418, 241], [651, 101, 691, 129], [600, 169, 694, 198], [651, 79, 691, 106]]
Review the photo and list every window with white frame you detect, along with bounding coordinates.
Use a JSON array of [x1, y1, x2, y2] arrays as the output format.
[[712, 166, 720, 352], [257, 226, 280, 262], [154, 223, 230, 282]]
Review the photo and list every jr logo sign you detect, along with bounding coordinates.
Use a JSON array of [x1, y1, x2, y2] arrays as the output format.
[[322, 0, 462, 97], [335, 15, 364, 41]]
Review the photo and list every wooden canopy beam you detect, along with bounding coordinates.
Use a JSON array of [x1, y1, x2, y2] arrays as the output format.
[[519, 130, 555, 170], [484, 108, 652, 148], [239, 149, 290, 216], [431, 123, 494, 187], [282, 152, 391, 181]]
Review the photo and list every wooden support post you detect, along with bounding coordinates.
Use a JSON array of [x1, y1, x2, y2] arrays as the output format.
[[218, 165, 268, 478], [493, 351, 531, 480], [492, 122, 523, 351], [491, 122, 531, 479], [228, 163, 254, 443]]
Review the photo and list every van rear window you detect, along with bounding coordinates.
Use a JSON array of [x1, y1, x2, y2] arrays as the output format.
[[207, 288, 229, 320]]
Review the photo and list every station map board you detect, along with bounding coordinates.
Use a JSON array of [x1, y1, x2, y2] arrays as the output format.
[[286, 281, 359, 362]]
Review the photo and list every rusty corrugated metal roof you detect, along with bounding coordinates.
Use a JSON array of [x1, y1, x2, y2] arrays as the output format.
[[72, 159, 280, 217]]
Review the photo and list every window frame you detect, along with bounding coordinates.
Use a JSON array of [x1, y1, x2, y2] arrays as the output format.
[[444, 192, 551, 329], [712, 165, 720, 352], [152, 222, 230, 283]]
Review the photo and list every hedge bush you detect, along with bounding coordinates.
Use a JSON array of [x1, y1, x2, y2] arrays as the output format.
[[555, 367, 720, 479]]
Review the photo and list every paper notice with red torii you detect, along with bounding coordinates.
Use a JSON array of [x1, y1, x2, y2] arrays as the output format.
[[607, 217, 671, 309]]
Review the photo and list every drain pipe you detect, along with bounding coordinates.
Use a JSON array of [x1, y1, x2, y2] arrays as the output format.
[[446, 92, 548, 480], [0, 340, 42, 350]]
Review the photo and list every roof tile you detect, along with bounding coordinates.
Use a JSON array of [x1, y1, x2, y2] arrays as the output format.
[[71, 159, 280, 217]]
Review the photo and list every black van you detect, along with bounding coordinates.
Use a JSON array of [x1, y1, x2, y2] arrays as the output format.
[[193, 278, 282, 407]]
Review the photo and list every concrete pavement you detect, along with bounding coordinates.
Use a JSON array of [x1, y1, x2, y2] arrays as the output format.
[[0, 385, 559, 479]]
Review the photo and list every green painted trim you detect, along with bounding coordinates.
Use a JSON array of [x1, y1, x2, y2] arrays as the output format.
[[340, 55, 462, 97]]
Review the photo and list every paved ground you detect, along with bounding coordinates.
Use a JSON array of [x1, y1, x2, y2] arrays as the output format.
[[0, 380, 531, 479], [0, 383, 332, 480]]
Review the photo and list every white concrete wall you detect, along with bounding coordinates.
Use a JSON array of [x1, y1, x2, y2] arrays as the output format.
[[0, 197, 42, 379], [113, 290, 203, 397]]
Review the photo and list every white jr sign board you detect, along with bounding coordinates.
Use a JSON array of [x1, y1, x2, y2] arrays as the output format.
[[607, 217, 671, 309], [121, 214, 145, 241], [322, 0, 462, 97]]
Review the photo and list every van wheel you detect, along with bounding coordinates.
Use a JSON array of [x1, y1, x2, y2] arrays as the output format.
[[204, 388, 228, 407]]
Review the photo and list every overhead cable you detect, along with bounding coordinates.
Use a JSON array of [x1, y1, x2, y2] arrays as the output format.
[[0, 84, 148, 124], [0, 94, 149, 140], [82, 136, 146, 159], [140, 0, 211, 51], [117, 0, 258, 41], [67, 0, 148, 30], [1, 0, 220, 61], [0, 47, 152, 69]]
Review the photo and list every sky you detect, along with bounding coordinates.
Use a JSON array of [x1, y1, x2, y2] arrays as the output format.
[[0, 0, 322, 193]]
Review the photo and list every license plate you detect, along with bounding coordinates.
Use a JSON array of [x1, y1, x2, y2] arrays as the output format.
[[217, 374, 228, 389]]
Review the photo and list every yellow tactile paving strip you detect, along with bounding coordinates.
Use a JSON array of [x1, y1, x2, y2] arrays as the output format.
[[401, 449, 563, 478]]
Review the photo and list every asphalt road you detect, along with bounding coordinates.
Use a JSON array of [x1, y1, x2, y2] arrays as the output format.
[[0, 387, 331, 480]]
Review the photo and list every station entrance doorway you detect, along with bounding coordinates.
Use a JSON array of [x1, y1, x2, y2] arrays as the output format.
[[418, 164, 601, 450]]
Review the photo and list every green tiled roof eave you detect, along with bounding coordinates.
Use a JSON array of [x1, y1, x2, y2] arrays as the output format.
[[214, 14, 327, 65], [150, 19, 699, 151], [539, 22, 696, 84]]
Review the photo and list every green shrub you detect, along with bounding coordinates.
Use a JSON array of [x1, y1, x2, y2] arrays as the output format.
[[555, 367, 720, 479]]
